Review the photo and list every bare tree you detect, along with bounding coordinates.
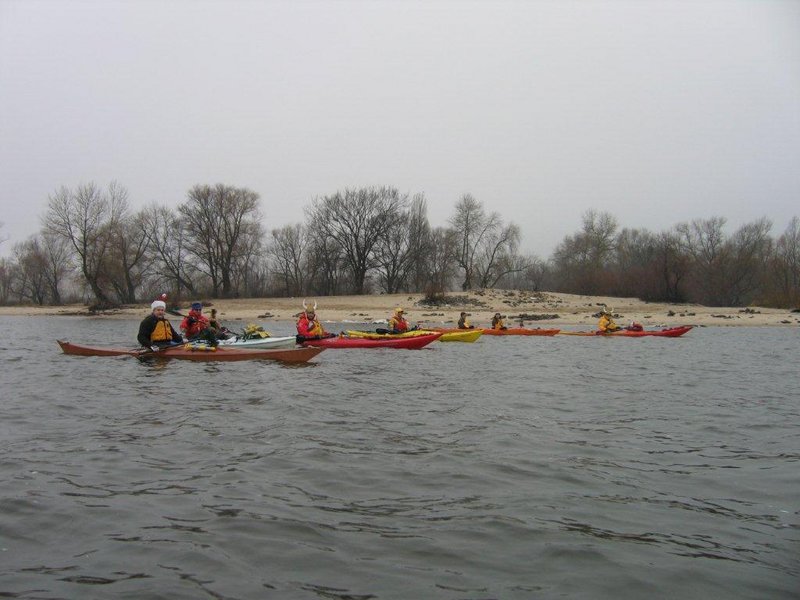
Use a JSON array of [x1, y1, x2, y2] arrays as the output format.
[[374, 194, 430, 293], [307, 186, 409, 294], [269, 223, 307, 296], [43, 182, 127, 306], [652, 231, 689, 303], [178, 184, 261, 297], [769, 216, 800, 307], [306, 235, 346, 296], [476, 222, 524, 288], [0, 258, 14, 304], [12, 238, 49, 304], [425, 227, 459, 295], [449, 194, 501, 290], [677, 216, 772, 305], [106, 207, 152, 303], [405, 197, 434, 292], [40, 232, 72, 305], [551, 210, 618, 295], [140, 204, 196, 299], [230, 220, 264, 296]]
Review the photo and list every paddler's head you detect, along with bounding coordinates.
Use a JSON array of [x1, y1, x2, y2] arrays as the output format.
[[190, 302, 203, 313], [151, 300, 166, 316], [395, 307, 404, 316]]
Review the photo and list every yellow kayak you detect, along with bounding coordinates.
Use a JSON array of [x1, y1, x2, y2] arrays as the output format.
[[344, 329, 483, 343]]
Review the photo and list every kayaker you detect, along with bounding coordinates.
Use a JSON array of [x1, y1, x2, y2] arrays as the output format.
[[491, 312, 507, 330], [296, 300, 326, 339], [598, 307, 621, 333], [457, 312, 474, 329], [137, 299, 184, 349], [387, 307, 410, 333], [180, 302, 218, 346], [208, 308, 232, 340]]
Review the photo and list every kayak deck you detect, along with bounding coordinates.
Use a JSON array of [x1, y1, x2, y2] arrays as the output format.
[[344, 329, 482, 342], [558, 326, 693, 338], [217, 335, 298, 349], [302, 332, 442, 349], [480, 327, 560, 336], [57, 340, 323, 363]]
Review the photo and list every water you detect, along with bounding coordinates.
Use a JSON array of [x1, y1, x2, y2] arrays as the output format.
[[0, 316, 797, 599]]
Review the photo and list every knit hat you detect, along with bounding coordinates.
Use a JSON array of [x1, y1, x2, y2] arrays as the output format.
[[151, 300, 166, 310], [191, 302, 203, 310]]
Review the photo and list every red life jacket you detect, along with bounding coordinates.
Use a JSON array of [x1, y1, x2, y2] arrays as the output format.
[[390, 316, 409, 332], [296, 314, 324, 337], [181, 310, 209, 337]]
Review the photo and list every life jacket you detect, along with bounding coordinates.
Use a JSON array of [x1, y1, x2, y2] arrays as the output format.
[[492, 317, 505, 330], [598, 315, 619, 332], [458, 317, 470, 329], [389, 315, 408, 332], [151, 319, 176, 342], [181, 309, 209, 337], [296, 314, 324, 337]]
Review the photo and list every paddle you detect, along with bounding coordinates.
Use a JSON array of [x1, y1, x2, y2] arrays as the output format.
[[137, 340, 183, 357]]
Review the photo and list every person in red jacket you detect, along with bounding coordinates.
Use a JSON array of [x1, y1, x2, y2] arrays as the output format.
[[180, 302, 218, 345], [296, 301, 326, 339], [387, 308, 409, 333]]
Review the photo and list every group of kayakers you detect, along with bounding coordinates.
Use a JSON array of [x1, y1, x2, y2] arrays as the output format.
[[137, 296, 230, 351], [138, 297, 632, 349], [596, 306, 643, 333]]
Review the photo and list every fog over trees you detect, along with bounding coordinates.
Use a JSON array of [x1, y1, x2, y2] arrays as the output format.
[[1, 182, 798, 309]]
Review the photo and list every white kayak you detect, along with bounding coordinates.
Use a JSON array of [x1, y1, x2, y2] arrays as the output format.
[[217, 335, 297, 350]]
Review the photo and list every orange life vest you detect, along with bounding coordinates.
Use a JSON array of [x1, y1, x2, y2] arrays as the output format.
[[151, 319, 176, 342]]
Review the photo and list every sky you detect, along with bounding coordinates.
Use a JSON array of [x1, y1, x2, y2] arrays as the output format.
[[1, 0, 798, 258]]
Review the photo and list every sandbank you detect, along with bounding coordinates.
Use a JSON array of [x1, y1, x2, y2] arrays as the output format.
[[0, 290, 797, 329]]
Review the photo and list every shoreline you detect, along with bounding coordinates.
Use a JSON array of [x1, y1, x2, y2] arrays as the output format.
[[0, 290, 797, 328]]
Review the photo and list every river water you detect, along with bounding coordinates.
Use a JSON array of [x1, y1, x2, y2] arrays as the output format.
[[0, 316, 797, 599]]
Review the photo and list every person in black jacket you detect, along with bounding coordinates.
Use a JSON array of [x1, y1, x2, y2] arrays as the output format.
[[137, 300, 184, 350]]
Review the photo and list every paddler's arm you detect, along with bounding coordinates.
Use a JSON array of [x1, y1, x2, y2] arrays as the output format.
[[137, 318, 153, 347]]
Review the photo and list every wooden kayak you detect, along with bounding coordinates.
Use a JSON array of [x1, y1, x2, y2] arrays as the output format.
[[480, 327, 560, 336], [301, 332, 442, 349], [558, 326, 693, 338], [343, 329, 481, 342], [57, 340, 323, 363]]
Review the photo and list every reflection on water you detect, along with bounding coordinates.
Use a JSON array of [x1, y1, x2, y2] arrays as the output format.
[[0, 316, 797, 599]]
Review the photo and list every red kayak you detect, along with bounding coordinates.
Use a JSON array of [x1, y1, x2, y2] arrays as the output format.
[[301, 332, 442, 349], [57, 340, 323, 363], [480, 328, 560, 336], [558, 326, 693, 338]]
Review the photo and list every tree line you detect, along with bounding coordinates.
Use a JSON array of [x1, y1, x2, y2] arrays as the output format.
[[0, 181, 797, 309], [0, 182, 524, 308]]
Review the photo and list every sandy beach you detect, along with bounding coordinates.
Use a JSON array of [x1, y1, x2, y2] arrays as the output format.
[[0, 290, 797, 328]]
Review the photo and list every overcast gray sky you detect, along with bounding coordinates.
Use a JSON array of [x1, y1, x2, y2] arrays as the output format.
[[1, 0, 798, 258]]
